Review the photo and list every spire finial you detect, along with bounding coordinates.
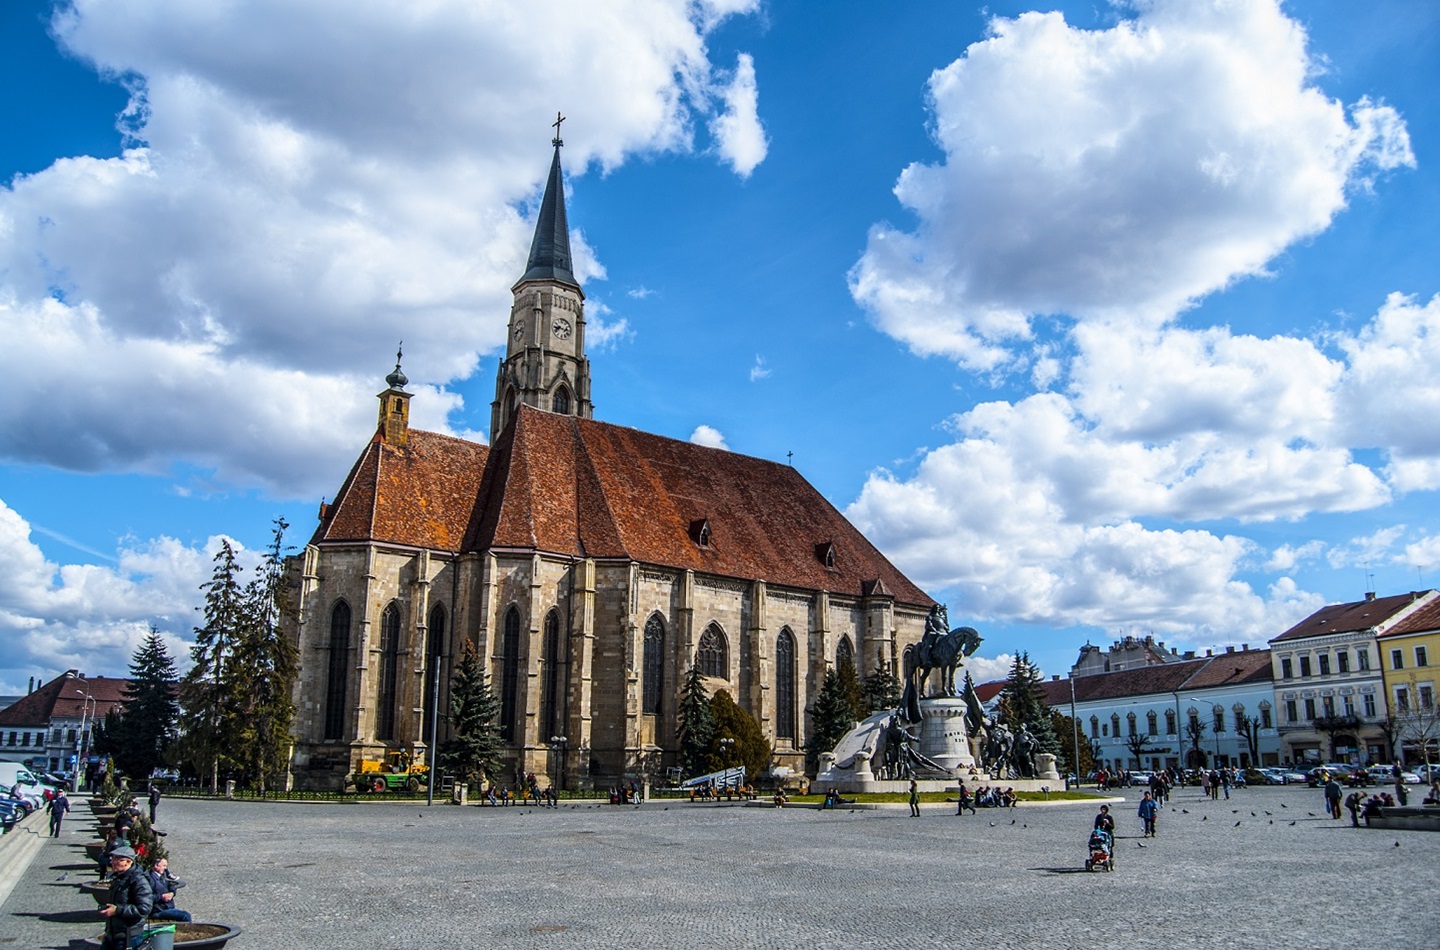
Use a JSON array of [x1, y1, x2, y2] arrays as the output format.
[[552, 111, 565, 148], [386, 342, 408, 390]]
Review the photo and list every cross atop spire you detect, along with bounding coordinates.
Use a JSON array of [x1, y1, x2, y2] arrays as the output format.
[[551, 111, 565, 148]]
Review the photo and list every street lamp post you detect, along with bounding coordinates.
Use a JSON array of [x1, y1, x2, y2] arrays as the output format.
[[1069, 675, 1080, 789], [550, 736, 568, 791], [74, 689, 95, 792]]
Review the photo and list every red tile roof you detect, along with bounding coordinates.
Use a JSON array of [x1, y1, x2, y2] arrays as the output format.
[[318, 407, 931, 605], [313, 428, 489, 552], [1181, 649, 1273, 690], [1269, 591, 1436, 643], [468, 408, 931, 602], [1379, 597, 1440, 638], [0, 673, 131, 727]]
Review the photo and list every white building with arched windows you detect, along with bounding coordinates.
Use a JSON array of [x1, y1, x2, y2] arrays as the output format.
[[282, 141, 933, 791]]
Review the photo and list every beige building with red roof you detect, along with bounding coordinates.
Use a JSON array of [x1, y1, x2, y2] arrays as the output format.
[[1375, 597, 1440, 765], [285, 141, 934, 791], [0, 670, 130, 779], [1268, 589, 1437, 765]]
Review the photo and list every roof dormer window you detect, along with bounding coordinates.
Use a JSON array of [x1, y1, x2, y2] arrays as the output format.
[[690, 518, 711, 547], [815, 542, 836, 569]]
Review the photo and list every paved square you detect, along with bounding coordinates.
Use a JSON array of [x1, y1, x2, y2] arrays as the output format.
[[4, 784, 1437, 948]]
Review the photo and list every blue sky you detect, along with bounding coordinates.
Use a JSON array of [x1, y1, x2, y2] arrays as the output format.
[[2, 0, 1438, 695]]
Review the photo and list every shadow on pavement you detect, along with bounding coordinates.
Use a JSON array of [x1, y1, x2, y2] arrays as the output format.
[[1028, 866, 1095, 874]]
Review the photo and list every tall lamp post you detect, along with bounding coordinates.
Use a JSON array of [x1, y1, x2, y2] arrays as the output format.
[[550, 736, 568, 791], [1069, 675, 1080, 789], [75, 688, 96, 792]]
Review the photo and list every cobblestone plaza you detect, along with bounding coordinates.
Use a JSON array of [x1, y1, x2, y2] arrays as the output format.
[[3, 784, 1437, 948]]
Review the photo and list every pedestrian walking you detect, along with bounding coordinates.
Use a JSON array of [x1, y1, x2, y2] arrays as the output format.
[[147, 784, 161, 824], [1137, 791, 1158, 837], [908, 779, 920, 817], [1324, 777, 1343, 819], [1093, 803, 1115, 834], [45, 788, 70, 837], [1220, 768, 1231, 800]]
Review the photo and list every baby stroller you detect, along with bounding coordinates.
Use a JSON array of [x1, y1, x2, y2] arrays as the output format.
[[1085, 828, 1114, 872]]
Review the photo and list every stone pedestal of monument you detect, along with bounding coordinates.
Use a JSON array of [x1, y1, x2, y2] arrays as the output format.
[[917, 698, 974, 773], [1035, 752, 1061, 783]]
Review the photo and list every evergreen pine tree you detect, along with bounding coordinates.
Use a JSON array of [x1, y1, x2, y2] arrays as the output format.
[[804, 667, 855, 772], [861, 660, 903, 716], [177, 540, 247, 791], [107, 627, 180, 780], [676, 665, 714, 778], [230, 518, 299, 793], [996, 652, 1060, 754], [705, 690, 771, 780], [836, 656, 866, 722], [438, 640, 504, 789]]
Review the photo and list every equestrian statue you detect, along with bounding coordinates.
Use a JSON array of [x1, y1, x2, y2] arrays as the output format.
[[900, 604, 984, 722]]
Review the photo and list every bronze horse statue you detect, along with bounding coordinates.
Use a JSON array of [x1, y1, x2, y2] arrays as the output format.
[[900, 605, 984, 721]]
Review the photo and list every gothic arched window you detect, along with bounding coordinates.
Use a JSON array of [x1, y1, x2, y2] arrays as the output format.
[[1110, 713, 1120, 738], [324, 601, 351, 740], [1213, 706, 1225, 733], [542, 610, 562, 739], [836, 636, 854, 671], [1089, 715, 1100, 739], [552, 386, 571, 415], [697, 624, 727, 679], [1126, 712, 1137, 737], [376, 603, 401, 741], [422, 604, 446, 745], [776, 628, 797, 740], [1146, 710, 1158, 736], [500, 607, 521, 742], [1165, 709, 1177, 735], [642, 615, 665, 716]]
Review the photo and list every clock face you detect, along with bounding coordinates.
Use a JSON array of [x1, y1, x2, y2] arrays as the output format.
[[552, 318, 573, 340], [513, 320, 525, 339]]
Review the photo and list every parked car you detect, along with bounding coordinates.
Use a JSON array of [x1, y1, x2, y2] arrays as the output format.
[[1411, 763, 1440, 783], [1368, 765, 1422, 784], [1245, 768, 1281, 785], [1128, 770, 1154, 787]]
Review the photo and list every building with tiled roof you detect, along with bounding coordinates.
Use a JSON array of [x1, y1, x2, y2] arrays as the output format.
[[1268, 590, 1437, 766], [1039, 646, 1281, 771], [1374, 597, 1440, 766], [0, 670, 130, 779], [285, 139, 935, 791]]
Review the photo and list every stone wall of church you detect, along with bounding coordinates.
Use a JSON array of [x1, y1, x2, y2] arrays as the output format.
[[289, 541, 930, 791], [468, 554, 928, 786], [287, 543, 457, 791]]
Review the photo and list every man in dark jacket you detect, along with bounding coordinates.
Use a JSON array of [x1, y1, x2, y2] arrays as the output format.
[[147, 857, 192, 922], [99, 845, 153, 950], [46, 789, 70, 837]]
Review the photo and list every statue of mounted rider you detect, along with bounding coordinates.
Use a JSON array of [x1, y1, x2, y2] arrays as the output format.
[[900, 604, 984, 723]]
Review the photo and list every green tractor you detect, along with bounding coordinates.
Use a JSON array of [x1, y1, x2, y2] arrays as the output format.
[[351, 751, 429, 793]]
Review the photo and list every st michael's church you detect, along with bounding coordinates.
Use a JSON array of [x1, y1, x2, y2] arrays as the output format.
[[284, 136, 935, 791]]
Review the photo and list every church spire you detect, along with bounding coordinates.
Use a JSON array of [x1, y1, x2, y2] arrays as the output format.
[[492, 117, 593, 438], [516, 113, 577, 289]]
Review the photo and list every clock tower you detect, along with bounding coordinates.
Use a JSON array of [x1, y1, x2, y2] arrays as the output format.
[[491, 117, 593, 437]]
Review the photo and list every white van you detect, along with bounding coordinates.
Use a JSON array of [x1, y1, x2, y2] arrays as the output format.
[[0, 760, 52, 808]]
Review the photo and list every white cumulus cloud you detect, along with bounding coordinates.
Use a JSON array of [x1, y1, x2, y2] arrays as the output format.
[[0, 0, 764, 499], [848, 0, 1413, 368], [689, 424, 729, 449]]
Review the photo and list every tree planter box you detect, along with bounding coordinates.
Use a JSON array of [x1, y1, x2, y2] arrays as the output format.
[[82, 922, 242, 948]]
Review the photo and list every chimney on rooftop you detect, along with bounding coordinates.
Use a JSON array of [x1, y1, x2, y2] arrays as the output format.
[[1242, 644, 1248, 651], [1226, 646, 1235, 653], [1365, 591, 1376, 601], [1183, 651, 1195, 659], [1206, 649, 1213, 657], [1052, 675, 1060, 681], [28, 676, 34, 694]]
